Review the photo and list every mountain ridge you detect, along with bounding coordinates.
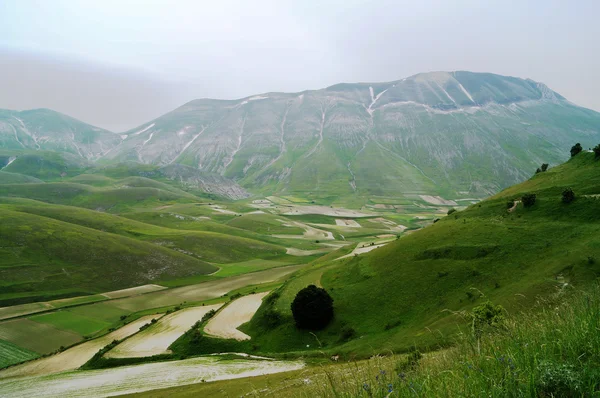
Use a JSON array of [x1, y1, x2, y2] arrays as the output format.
[[2, 71, 600, 202]]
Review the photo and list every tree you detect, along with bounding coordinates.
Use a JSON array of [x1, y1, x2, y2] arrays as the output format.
[[447, 208, 456, 215], [522, 193, 536, 208], [535, 168, 542, 174], [541, 163, 549, 172], [291, 285, 334, 330], [594, 144, 600, 159], [562, 188, 575, 204], [570, 143, 583, 157], [471, 301, 504, 338]]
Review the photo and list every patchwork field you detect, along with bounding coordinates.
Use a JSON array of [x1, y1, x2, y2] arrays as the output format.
[[105, 265, 303, 312], [30, 311, 111, 336], [204, 292, 269, 340], [0, 340, 38, 369], [101, 285, 167, 299], [0, 356, 305, 398], [107, 305, 222, 358], [0, 319, 82, 355], [0, 315, 159, 379]]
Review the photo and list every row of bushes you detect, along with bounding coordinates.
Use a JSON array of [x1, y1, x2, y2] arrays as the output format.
[[514, 187, 576, 209], [570, 142, 600, 158]]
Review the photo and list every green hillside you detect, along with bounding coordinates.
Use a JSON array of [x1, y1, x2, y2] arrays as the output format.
[[0, 207, 220, 304], [200, 151, 600, 355]]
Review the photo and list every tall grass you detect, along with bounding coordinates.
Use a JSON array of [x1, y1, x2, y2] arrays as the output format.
[[294, 284, 600, 397]]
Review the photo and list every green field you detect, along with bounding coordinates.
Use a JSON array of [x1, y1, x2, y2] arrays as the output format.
[[0, 319, 82, 354], [30, 310, 111, 336], [0, 339, 39, 368]]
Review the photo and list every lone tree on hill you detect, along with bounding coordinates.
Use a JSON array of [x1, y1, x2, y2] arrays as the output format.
[[541, 163, 549, 172], [291, 285, 334, 330], [570, 143, 583, 157], [562, 188, 575, 204], [594, 144, 600, 159]]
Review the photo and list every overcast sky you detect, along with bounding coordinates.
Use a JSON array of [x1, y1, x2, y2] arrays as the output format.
[[1, 0, 598, 132]]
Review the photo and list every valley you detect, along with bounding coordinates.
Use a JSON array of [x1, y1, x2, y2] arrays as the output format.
[[1, 71, 599, 397]]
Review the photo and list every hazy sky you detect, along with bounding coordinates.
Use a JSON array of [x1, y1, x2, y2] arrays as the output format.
[[1, 0, 598, 131]]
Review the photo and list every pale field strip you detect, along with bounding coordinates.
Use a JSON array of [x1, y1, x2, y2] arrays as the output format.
[[281, 204, 372, 217], [0, 302, 53, 321], [106, 265, 303, 312], [335, 219, 361, 227], [0, 315, 159, 379], [336, 242, 390, 260], [0, 284, 167, 321], [272, 219, 334, 240], [286, 247, 333, 256], [106, 304, 222, 358], [101, 284, 167, 299], [419, 195, 458, 206], [204, 292, 270, 341], [0, 356, 305, 398]]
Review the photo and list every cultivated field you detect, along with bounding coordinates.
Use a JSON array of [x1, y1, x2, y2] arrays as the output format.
[[101, 285, 167, 299], [0, 340, 38, 369], [106, 265, 303, 312], [0, 318, 81, 355], [204, 292, 269, 340], [107, 305, 222, 358], [0, 315, 159, 378], [0, 356, 304, 398]]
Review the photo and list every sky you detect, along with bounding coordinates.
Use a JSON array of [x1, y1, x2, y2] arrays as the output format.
[[0, 0, 598, 131]]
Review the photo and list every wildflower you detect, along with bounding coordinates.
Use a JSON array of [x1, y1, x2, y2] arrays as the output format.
[[398, 372, 406, 380], [388, 384, 393, 393], [362, 383, 371, 392], [380, 370, 386, 375]]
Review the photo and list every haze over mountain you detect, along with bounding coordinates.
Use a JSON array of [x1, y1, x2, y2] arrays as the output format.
[[2, 71, 600, 201]]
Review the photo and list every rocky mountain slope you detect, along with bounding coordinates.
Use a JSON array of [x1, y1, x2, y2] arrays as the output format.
[[3, 72, 600, 200], [0, 109, 120, 159]]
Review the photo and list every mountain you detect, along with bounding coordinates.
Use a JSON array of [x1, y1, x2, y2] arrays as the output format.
[[102, 71, 600, 200], [2, 72, 600, 202], [0, 108, 121, 160]]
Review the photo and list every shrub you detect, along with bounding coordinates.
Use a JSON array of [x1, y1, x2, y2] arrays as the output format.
[[570, 143, 583, 157], [261, 308, 282, 328], [471, 301, 504, 338], [588, 256, 596, 265], [447, 208, 456, 215], [594, 144, 600, 159], [384, 320, 402, 330], [396, 347, 422, 372], [291, 285, 334, 330], [535, 167, 542, 174], [562, 188, 575, 204], [200, 309, 217, 323], [537, 361, 582, 397], [522, 193, 536, 208], [541, 163, 549, 172], [229, 292, 242, 301], [339, 325, 356, 342]]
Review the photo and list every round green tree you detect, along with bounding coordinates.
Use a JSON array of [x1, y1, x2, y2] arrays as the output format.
[[291, 285, 334, 330]]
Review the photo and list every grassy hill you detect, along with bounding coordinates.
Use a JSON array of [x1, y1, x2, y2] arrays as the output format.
[[0, 197, 298, 305], [180, 151, 600, 356]]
